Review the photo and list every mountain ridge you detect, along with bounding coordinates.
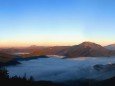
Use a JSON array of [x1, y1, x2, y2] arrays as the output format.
[[105, 44, 115, 50], [28, 42, 112, 58], [1, 41, 115, 61]]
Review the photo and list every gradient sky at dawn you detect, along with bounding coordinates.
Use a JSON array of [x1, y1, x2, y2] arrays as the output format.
[[0, 0, 115, 47]]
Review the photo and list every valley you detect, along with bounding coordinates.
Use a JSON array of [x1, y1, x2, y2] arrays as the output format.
[[1, 42, 115, 86]]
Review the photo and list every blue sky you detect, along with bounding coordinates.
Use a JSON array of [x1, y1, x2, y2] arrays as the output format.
[[0, 0, 115, 47]]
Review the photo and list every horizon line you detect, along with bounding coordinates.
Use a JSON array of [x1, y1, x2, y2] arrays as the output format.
[[0, 41, 114, 48]]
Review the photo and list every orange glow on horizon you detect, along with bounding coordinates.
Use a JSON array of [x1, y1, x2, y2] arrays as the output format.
[[0, 41, 114, 48]]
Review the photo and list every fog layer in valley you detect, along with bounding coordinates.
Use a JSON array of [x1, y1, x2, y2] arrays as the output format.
[[6, 56, 115, 82]]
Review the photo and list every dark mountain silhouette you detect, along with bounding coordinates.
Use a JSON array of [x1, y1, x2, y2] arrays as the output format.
[[0, 54, 49, 66], [0, 52, 20, 66], [0, 52, 16, 63], [16, 55, 49, 61]]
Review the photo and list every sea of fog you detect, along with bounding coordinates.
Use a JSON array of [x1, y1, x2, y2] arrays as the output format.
[[6, 56, 115, 82]]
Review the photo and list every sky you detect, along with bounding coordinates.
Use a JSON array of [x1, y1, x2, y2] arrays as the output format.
[[0, 0, 115, 47]]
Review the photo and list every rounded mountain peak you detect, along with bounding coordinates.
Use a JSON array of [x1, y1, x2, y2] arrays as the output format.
[[79, 41, 102, 48]]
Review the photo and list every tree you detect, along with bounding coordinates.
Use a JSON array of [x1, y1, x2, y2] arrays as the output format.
[[29, 76, 34, 81], [0, 68, 9, 80]]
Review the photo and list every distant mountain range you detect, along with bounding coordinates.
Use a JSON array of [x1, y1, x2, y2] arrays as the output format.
[[105, 44, 115, 50], [28, 42, 111, 58], [0, 46, 47, 54], [1, 41, 115, 64]]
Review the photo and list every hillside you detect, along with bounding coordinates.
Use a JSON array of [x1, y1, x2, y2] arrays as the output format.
[[27, 46, 70, 57], [105, 44, 115, 50], [65, 42, 110, 58], [29, 42, 110, 58], [0, 52, 16, 63]]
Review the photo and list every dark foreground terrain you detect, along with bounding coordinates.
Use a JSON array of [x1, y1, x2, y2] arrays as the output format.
[[0, 68, 64, 86], [1, 68, 115, 86]]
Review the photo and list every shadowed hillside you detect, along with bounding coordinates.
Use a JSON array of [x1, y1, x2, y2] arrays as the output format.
[[0, 52, 16, 63], [28, 42, 111, 58], [65, 42, 110, 58]]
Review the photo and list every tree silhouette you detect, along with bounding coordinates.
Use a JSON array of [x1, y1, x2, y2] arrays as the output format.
[[0, 68, 9, 80], [29, 76, 34, 81]]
